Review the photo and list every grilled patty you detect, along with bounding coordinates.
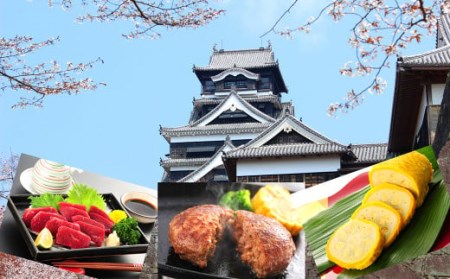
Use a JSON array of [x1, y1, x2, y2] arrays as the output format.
[[169, 205, 296, 278], [168, 204, 232, 268], [233, 210, 296, 278]]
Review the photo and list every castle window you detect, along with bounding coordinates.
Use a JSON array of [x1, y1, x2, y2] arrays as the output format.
[[204, 80, 215, 92], [236, 80, 247, 89], [260, 77, 270, 89], [224, 81, 234, 89]]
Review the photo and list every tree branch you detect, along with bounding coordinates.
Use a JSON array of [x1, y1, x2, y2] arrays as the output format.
[[0, 71, 45, 95], [130, 0, 149, 20], [418, 0, 427, 22], [260, 0, 299, 37]]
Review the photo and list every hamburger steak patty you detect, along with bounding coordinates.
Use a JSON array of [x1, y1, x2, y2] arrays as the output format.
[[233, 210, 296, 278], [168, 204, 232, 268], [169, 205, 296, 278]]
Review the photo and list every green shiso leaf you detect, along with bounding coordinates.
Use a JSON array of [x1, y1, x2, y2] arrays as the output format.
[[28, 193, 64, 210], [302, 145, 450, 278], [65, 184, 106, 211]]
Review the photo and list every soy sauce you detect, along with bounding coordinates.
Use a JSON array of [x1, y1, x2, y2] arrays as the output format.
[[125, 198, 157, 216]]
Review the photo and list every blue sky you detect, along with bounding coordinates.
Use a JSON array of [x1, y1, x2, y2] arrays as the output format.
[[0, 1, 435, 190]]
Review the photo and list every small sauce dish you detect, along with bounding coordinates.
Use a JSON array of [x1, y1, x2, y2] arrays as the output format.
[[120, 191, 157, 224]]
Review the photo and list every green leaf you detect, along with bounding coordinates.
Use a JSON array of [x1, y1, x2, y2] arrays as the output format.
[[28, 193, 64, 210], [416, 145, 439, 171], [65, 184, 106, 211], [303, 186, 370, 272], [303, 145, 450, 277]]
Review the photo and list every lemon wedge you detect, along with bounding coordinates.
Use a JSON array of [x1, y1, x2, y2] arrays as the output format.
[[34, 227, 53, 249]]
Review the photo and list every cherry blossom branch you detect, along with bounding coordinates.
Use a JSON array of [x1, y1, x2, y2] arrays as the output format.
[[0, 36, 104, 108], [0, 152, 18, 195], [261, 0, 447, 116], [260, 0, 299, 37], [55, 0, 225, 39]]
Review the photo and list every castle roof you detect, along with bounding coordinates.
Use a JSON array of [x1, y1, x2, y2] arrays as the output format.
[[350, 143, 388, 163], [389, 14, 450, 153], [160, 122, 271, 142], [398, 14, 450, 67], [222, 113, 349, 160], [224, 143, 349, 159], [161, 90, 282, 142], [194, 47, 277, 70], [193, 47, 288, 93]]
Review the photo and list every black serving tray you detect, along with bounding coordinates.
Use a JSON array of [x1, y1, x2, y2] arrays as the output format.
[[7, 193, 149, 261], [157, 183, 305, 279]]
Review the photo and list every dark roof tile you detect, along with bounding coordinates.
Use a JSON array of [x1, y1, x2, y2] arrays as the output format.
[[400, 44, 450, 66], [160, 122, 271, 140], [351, 143, 388, 163], [194, 48, 276, 70], [160, 158, 208, 169], [224, 143, 347, 159]]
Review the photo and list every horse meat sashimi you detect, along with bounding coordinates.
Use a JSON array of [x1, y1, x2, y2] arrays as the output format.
[[75, 221, 105, 247], [89, 212, 114, 233], [22, 207, 57, 227], [56, 226, 91, 249], [31, 212, 66, 233], [89, 205, 111, 220], [58, 201, 86, 211], [59, 203, 89, 221], [45, 217, 80, 237], [71, 215, 106, 232]]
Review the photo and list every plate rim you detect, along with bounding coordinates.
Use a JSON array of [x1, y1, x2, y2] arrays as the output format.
[[7, 193, 150, 261], [19, 167, 74, 195], [20, 168, 36, 194]]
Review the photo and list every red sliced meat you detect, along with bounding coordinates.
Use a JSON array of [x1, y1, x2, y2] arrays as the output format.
[[89, 205, 112, 221], [89, 212, 114, 234], [45, 217, 80, 237], [59, 204, 89, 221], [22, 207, 57, 227], [56, 226, 91, 249], [74, 221, 105, 247], [72, 215, 105, 231], [58, 201, 86, 211], [31, 212, 66, 233]]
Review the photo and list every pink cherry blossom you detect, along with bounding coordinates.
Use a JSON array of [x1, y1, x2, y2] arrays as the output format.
[[262, 0, 447, 115]]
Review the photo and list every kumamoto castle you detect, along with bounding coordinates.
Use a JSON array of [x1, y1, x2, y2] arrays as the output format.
[[159, 14, 450, 187]]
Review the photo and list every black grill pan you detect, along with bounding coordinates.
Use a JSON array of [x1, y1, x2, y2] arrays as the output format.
[[157, 182, 305, 279]]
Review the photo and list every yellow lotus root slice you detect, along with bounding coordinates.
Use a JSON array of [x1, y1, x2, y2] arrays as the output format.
[[362, 183, 416, 226], [326, 219, 384, 270], [251, 185, 302, 236], [351, 201, 402, 247], [368, 151, 433, 207]]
